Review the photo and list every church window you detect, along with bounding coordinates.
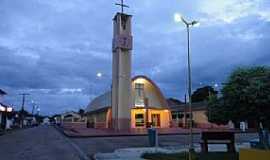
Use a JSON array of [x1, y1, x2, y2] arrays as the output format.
[[135, 83, 145, 107], [178, 113, 184, 119], [172, 112, 184, 121], [172, 113, 177, 120], [135, 114, 145, 127]]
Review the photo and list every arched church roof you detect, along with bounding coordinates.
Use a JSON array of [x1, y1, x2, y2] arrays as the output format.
[[132, 75, 168, 108], [85, 75, 168, 113], [85, 91, 111, 113]]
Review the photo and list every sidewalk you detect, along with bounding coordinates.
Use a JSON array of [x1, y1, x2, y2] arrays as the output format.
[[60, 123, 257, 138], [62, 127, 203, 137], [60, 125, 249, 138], [93, 143, 250, 160]]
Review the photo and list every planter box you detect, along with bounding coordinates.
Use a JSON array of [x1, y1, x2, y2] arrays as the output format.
[[239, 148, 270, 160]]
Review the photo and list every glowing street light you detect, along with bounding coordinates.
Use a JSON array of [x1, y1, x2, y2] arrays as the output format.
[[97, 72, 103, 78], [174, 13, 200, 28], [174, 12, 199, 160], [0, 105, 5, 112], [174, 13, 182, 23], [0, 104, 12, 112], [7, 107, 13, 112], [0, 104, 13, 130], [174, 13, 199, 27], [36, 107, 41, 115]]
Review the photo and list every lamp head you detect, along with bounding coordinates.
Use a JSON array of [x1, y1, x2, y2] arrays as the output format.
[[96, 72, 102, 78], [174, 13, 182, 23], [191, 21, 200, 27]]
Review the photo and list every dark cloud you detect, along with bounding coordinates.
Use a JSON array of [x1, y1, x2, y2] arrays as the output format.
[[0, 0, 269, 114]]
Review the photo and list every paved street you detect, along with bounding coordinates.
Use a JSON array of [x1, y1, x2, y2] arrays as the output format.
[[0, 126, 259, 159], [0, 126, 81, 160]]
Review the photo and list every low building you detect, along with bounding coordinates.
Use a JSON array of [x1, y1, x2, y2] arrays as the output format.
[[0, 89, 13, 130], [61, 111, 87, 129], [62, 111, 85, 123], [42, 117, 50, 125], [52, 114, 62, 125], [85, 75, 172, 129], [167, 99, 210, 128]]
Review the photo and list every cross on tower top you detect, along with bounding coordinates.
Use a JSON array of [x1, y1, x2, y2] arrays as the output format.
[[115, 0, 129, 14]]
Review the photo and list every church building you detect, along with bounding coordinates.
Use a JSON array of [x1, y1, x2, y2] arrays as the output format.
[[85, 75, 172, 129], [85, 3, 172, 130]]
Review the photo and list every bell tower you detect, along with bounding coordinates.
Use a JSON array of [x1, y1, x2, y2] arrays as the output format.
[[111, 1, 133, 130]]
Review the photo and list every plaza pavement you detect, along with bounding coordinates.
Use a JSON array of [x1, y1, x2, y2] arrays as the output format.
[[94, 143, 251, 160], [71, 132, 258, 158], [0, 125, 259, 160]]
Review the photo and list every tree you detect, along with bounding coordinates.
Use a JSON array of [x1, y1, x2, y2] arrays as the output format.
[[192, 86, 218, 102], [167, 98, 184, 105], [207, 95, 229, 124], [208, 66, 270, 128], [78, 109, 85, 117]]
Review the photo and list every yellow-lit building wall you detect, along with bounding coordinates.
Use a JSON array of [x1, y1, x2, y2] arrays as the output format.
[[131, 108, 171, 128], [193, 110, 208, 124]]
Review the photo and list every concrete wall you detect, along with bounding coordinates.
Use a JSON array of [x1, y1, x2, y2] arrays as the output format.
[[62, 122, 87, 129], [171, 110, 210, 128], [193, 110, 208, 124], [87, 110, 109, 129]]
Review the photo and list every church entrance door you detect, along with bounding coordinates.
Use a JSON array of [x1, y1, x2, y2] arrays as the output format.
[[151, 114, 160, 127]]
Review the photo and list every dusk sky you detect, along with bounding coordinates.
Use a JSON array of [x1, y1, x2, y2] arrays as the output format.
[[1, 0, 269, 115]]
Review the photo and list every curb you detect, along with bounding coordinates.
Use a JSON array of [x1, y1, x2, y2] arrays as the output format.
[[54, 125, 91, 160], [56, 126, 257, 138]]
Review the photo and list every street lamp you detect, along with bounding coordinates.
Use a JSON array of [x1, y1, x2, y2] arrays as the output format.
[[89, 72, 103, 99], [174, 13, 199, 159], [97, 72, 103, 78], [31, 100, 37, 115], [36, 107, 40, 115]]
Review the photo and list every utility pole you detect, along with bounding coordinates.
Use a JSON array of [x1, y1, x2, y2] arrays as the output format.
[[19, 93, 30, 128], [20, 93, 30, 110]]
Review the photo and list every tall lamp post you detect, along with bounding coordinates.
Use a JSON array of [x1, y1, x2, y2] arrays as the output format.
[[174, 13, 199, 159]]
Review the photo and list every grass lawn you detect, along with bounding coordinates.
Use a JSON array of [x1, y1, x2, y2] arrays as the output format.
[[142, 152, 239, 160]]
